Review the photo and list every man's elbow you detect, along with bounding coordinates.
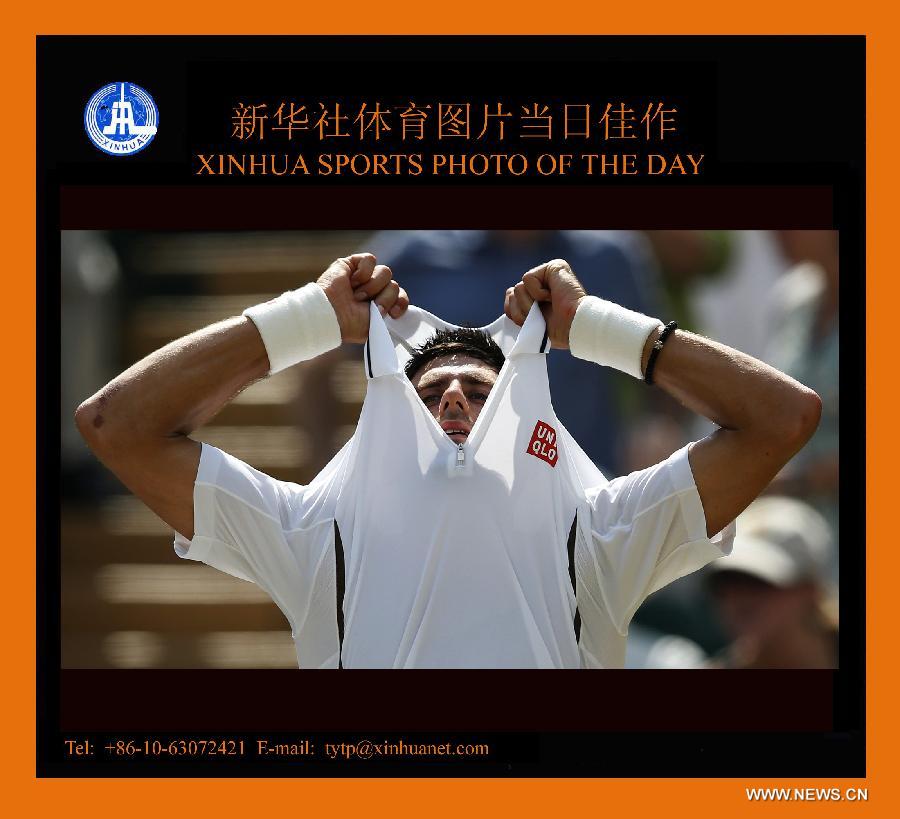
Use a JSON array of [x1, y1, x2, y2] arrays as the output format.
[[75, 396, 103, 448], [778, 387, 822, 452], [75, 392, 123, 456]]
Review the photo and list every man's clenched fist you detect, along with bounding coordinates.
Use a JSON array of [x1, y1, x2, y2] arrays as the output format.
[[317, 253, 410, 344], [504, 259, 587, 349]]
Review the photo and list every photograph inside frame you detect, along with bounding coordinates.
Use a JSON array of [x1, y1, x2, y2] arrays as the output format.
[[60, 227, 839, 672]]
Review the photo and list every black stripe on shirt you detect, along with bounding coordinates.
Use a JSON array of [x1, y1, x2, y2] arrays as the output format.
[[567, 515, 582, 643], [334, 521, 346, 668]]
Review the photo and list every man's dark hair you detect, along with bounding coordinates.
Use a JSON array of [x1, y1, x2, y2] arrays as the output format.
[[405, 328, 506, 380]]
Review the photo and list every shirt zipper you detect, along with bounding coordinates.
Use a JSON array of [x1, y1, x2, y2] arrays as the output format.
[[456, 443, 466, 468]]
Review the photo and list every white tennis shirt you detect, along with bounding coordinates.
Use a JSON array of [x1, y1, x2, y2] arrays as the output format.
[[174, 303, 734, 668]]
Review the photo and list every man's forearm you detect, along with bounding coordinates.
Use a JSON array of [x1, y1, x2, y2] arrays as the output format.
[[76, 316, 269, 445], [641, 327, 820, 442]]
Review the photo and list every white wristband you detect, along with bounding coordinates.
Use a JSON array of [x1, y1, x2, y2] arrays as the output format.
[[243, 282, 342, 374], [568, 295, 662, 379]]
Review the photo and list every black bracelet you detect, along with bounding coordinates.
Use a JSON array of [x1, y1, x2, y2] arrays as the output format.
[[643, 320, 678, 386]]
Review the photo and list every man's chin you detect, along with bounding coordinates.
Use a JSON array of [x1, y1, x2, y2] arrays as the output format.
[[447, 432, 469, 444]]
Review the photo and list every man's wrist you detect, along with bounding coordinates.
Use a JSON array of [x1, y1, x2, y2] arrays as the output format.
[[640, 324, 664, 375], [242, 282, 342, 374], [568, 295, 662, 379]]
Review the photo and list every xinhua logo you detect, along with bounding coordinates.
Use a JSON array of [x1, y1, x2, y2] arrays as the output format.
[[84, 82, 159, 155]]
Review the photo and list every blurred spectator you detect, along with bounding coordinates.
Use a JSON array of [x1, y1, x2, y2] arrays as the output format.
[[642, 229, 732, 327], [765, 231, 839, 579], [370, 229, 663, 475], [625, 623, 708, 669], [622, 231, 832, 652], [61, 231, 124, 502], [690, 230, 785, 360], [705, 496, 838, 669]]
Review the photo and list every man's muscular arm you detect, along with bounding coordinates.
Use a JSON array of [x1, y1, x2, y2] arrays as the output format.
[[637, 327, 821, 537], [75, 253, 407, 540], [505, 259, 821, 538], [75, 317, 267, 539]]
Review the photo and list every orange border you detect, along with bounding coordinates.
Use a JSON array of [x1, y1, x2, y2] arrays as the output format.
[[5, 4, 891, 815]]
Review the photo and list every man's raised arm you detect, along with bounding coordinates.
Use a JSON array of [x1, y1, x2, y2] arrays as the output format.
[[504, 259, 821, 537], [75, 253, 407, 539]]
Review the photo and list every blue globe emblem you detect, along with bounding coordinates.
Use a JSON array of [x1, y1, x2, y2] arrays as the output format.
[[84, 82, 159, 155]]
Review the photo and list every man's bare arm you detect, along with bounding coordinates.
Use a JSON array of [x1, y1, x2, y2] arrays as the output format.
[[75, 317, 268, 539], [638, 328, 821, 536], [75, 253, 407, 540], [505, 259, 821, 537]]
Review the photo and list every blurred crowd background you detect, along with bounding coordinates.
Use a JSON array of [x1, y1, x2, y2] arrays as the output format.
[[60, 229, 840, 669]]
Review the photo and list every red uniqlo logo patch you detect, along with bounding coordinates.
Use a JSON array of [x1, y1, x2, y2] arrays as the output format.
[[527, 420, 558, 467]]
